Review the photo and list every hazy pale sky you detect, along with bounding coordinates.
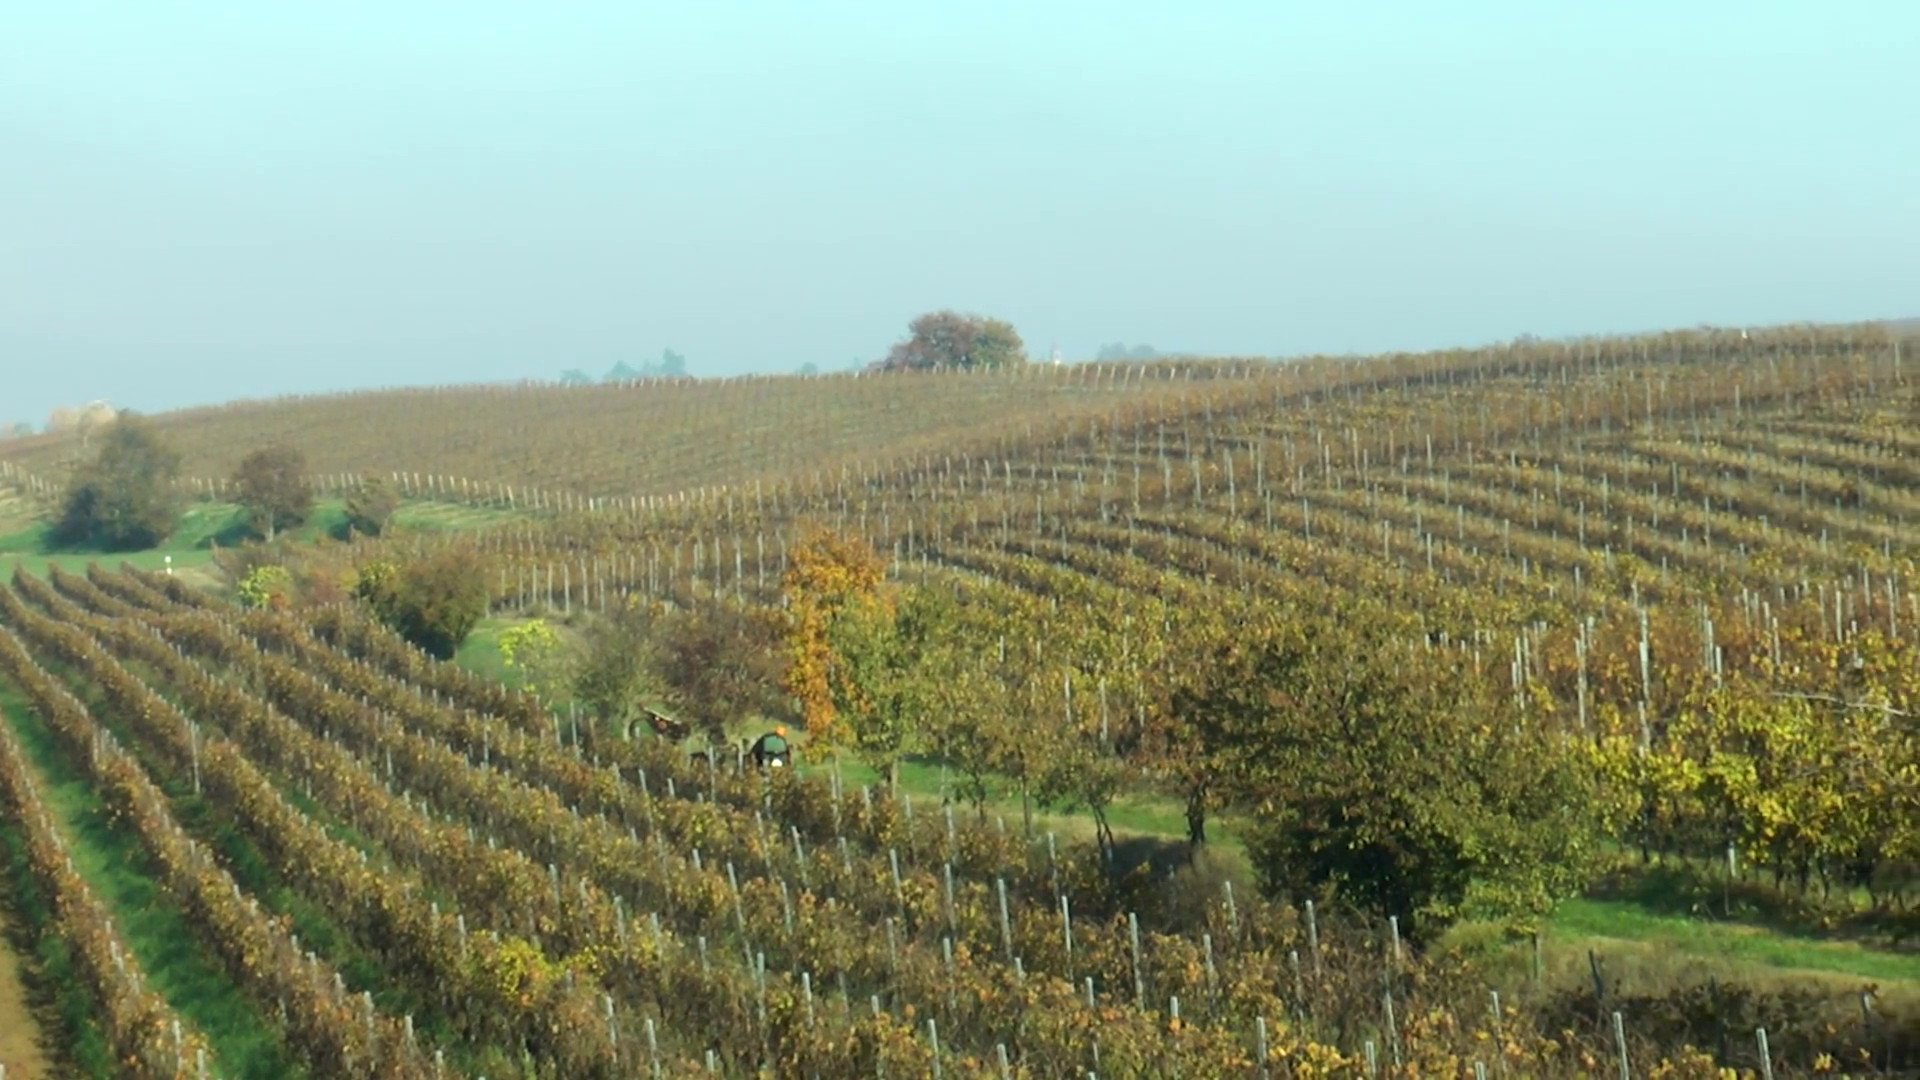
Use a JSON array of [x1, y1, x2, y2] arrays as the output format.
[[3, 1, 1913, 427]]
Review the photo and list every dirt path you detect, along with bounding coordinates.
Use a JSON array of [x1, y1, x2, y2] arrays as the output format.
[[0, 902, 53, 1080]]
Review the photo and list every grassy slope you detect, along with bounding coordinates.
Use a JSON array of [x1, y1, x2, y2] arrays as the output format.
[[0, 497, 517, 582], [1547, 896, 1920, 985]]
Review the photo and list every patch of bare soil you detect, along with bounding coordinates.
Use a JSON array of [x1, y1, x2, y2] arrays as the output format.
[[0, 901, 53, 1080]]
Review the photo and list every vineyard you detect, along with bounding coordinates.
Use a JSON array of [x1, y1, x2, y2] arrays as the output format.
[[0, 322, 1916, 1076], [0, 560, 1512, 1078], [0, 362, 1233, 504]]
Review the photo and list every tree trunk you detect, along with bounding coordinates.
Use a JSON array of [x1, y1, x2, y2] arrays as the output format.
[[1185, 787, 1208, 850], [1091, 806, 1114, 858]]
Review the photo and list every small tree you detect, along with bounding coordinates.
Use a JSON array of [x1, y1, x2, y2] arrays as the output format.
[[355, 548, 490, 660], [237, 565, 295, 610], [779, 524, 888, 746], [498, 619, 574, 706], [927, 659, 1002, 819], [232, 445, 311, 542], [344, 474, 400, 537], [53, 412, 181, 551], [824, 586, 950, 789], [573, 597, 665, 739], [1151, 606, 1245, 850], [1196, 607, 1603, 942], [876, 311, 1027, 372], [651, 596, 794, 741], [979, 627, 1064, 837]]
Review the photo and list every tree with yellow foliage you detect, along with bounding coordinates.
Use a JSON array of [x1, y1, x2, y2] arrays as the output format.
[[498, 618, 573, 707], [779, 523, 887, 749]]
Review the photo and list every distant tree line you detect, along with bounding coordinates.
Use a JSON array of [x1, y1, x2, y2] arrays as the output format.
[[1095, 342, 1168, 362], [560, 350, 689, 385], [544, 312, 1044, 381], [793, 359, 875, 376]]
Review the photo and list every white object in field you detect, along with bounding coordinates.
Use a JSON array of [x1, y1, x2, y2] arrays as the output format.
[[165, 555, 173, 576], [770, 759, 785, 768]]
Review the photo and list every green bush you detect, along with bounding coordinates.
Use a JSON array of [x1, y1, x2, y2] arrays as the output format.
[[52, 413, 182, 551], [237, 565, 294, 609], [1181, 604, 1603, 942], [343, 474, 400, 537], [355, 548, 489, 659]]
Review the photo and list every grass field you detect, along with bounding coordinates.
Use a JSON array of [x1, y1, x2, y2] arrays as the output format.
[[1546, 896, 1920, 986], [0, 497, 526, 586]]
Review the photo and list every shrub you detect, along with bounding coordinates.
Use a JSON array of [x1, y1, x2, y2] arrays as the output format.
[[498, 618, 574, 704], [650, 595, 794, 740], [237, 565, 294, 610], [52, 413, 181, 551], [343, 475, 400, 537], [355, 549, 489, 660]]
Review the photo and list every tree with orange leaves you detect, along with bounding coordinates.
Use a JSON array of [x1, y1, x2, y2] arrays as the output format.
[[779, 523, 887, 750]]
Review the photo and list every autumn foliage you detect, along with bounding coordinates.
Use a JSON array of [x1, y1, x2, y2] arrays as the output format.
[[874, 310, 1028, 372], [778, 523, 887, 748]]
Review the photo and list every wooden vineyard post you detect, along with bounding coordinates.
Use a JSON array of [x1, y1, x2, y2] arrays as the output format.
[[1601, 1011, 1641, 1080]]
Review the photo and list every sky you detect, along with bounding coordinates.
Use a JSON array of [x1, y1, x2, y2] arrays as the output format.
[[3, 1, 1914, 427]]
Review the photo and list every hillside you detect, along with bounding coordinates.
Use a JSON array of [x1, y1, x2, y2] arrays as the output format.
[[0, 361, 1260, 501], [11, 322, 1912, 629], [3, 320, 1916, 1077], [9, 324, 1909, 507], [0, 343, 1693, 505], [425, 323, 1914, 625]]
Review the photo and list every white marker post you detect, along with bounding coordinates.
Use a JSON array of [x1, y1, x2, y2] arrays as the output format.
[[165, 555, 173, 576]]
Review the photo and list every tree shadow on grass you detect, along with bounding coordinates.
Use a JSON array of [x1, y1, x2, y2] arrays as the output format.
[[196, 516, 256, 549], [1586, 861, 1920, 949]]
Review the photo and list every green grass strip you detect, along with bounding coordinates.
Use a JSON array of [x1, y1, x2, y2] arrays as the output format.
[[1548, 897, 1920, 985]]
